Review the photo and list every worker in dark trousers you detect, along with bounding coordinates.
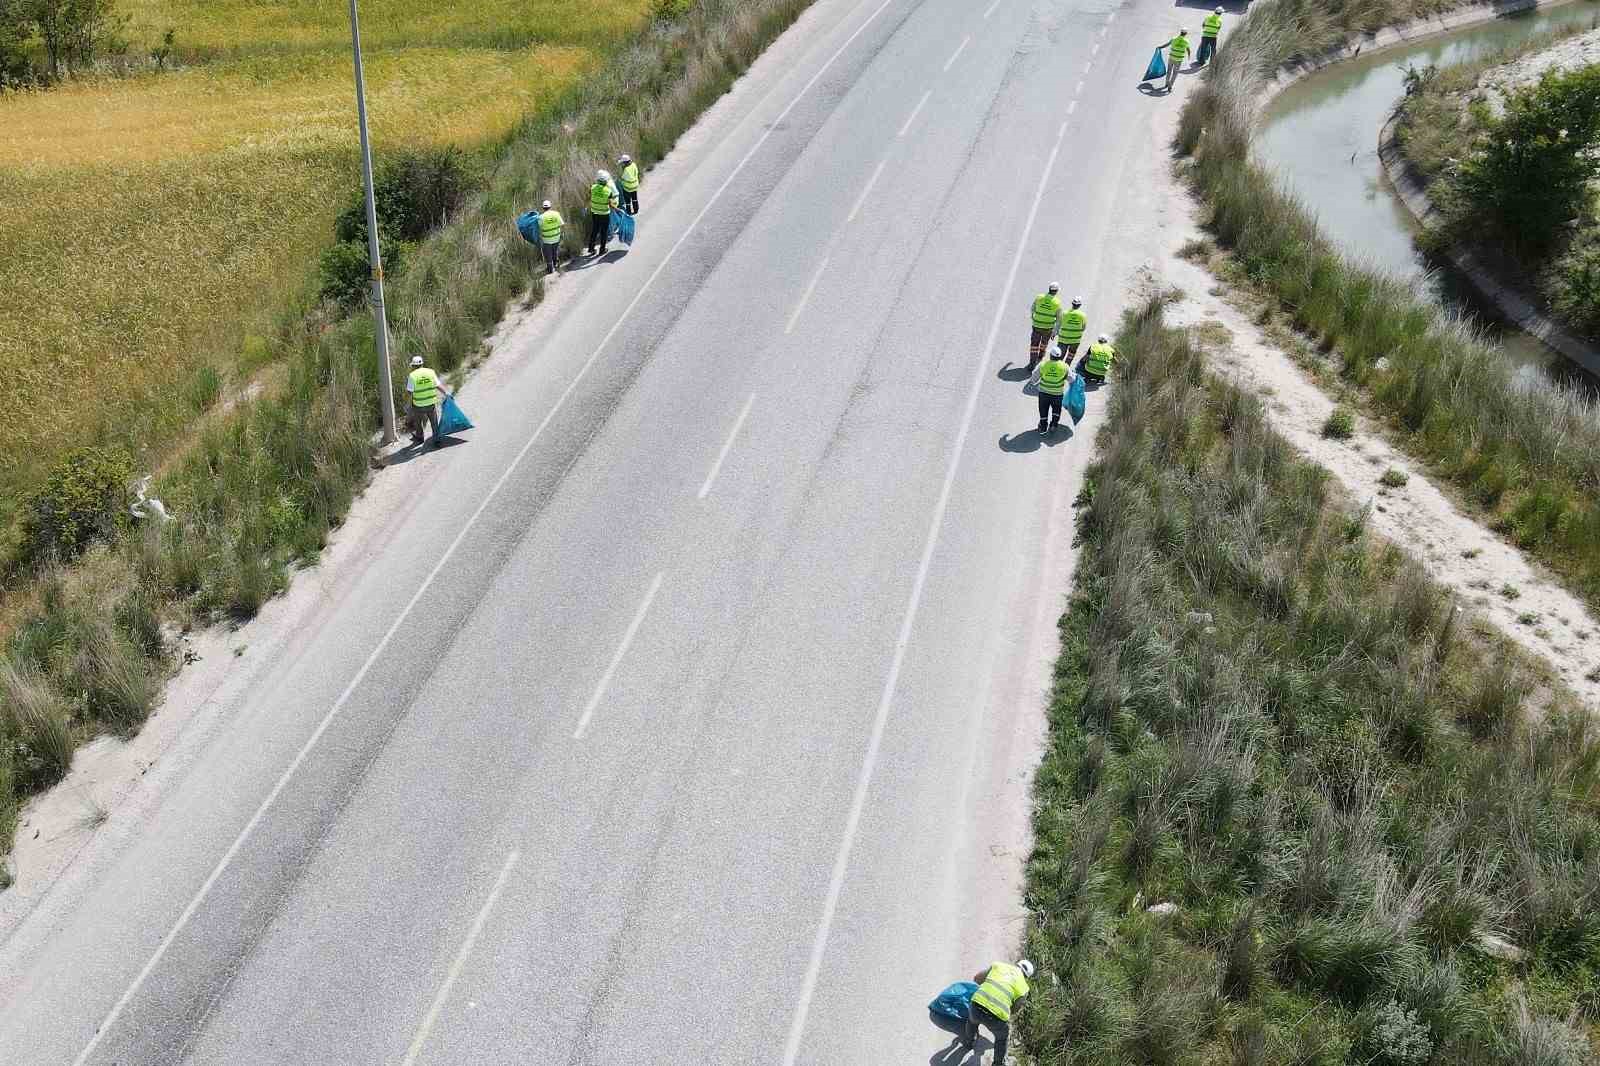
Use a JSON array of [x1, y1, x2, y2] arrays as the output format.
[[1036, 346, 1070, 434], [586, 170, 618, 256], [1027, 283, 1063, 373], [963, 959, 1033, 1064]]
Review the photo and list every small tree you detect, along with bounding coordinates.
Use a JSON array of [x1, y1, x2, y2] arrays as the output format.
[[17, 0, 124, 78], [0, 0, 36, 86], [1458, 65, 1600, 253]]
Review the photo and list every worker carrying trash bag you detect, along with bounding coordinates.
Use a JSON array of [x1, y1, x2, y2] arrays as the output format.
[[586, 170, 619, 256], [1161, 29, 1190, 92], [1036, 345, 1072, 434], [961, 959, 1033, 1065]]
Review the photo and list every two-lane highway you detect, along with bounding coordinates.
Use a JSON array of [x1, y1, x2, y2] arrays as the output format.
[[0, 0, 1188, 1060]]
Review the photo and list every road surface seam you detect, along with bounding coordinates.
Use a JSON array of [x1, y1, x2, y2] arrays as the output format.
[[67, 0, 902, 1058]]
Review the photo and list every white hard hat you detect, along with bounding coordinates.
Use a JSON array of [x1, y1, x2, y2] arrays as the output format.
[[1098, 334, 1110, 343], [410, 356, 424, 367], [1048, 282, 1060, 293], [1071, 297, 1083, 308], [542, 199, 552, 210], [596, 169, 607, 181], [618, 153, 631, 163], [1018, 960, 1035, 979], [1214, 5, 1223, 12]]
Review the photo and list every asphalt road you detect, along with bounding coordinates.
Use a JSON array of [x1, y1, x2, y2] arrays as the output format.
[[0, 0, 1197, 1060]]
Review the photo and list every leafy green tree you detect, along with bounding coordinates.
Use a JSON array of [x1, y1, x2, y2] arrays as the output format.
[[14, 0, 124, 78], [0, 0, 36, 86], [1459, 65, 1600, 253]]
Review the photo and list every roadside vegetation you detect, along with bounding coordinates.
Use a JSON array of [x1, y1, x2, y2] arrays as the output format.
[[0, 0, 817, 878], [1175, 0, 1600, 619], [1394, 30, 1600, 341], [1019, 301, 1600, 1064]]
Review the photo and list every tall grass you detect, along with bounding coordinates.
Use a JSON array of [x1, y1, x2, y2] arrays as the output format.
[[1019, 301, 1600, 1064], [1177, 0, 1600, 612], [0, 0, 820, 869]]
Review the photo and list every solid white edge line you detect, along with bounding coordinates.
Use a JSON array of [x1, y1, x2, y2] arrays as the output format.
[[983, 0, 1002, 18], [1091, 41, 1100, 56], [779, 119, 1072, 1066], [785, 257, 832, 336], [897, 89, 932, 138], [1067, 99, 1077, 114], [69, 0, 901, 1059], [572, 572, 664, 740], [698, 393, 757, 499], [846, 158, 889, 224], [400, 851, 521, 1066], [942, 34, 971, 72], [1075, 79, 1084, 95]]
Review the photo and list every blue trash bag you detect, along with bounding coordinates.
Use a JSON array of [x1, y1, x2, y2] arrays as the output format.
[[438, 394, 474, 436], [1066, 373, 1087, 424], [610, 208, 636, 245], [929, 981, 978, 1023], [515, 209, 542, 245], [1143, 46, 1167, 82]]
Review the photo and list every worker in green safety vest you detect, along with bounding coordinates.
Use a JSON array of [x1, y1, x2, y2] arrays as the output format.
[[962, 959, 1033, 1064], [1058, 296, 1088, 357], [1036, 346, 1071, 433], [616, 153, 640, 216], [536, 199, 563, 275], [405, 355, 442, 447], [1163, 29, 1190, 93], [1198, 6, 1223, 65], [1082, 333, 1116, 385], [1027, 283, 1063, 372], [586, 169, 618, 256]]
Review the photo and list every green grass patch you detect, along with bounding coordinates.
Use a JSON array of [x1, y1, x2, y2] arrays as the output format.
[[1018, 300, 1600, 1063]]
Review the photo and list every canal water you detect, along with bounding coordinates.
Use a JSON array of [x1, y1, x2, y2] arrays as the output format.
[[1255, 0, 1600, 383]]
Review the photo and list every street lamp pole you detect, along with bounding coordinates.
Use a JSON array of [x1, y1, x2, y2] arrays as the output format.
[[348, 0, 398, 444]]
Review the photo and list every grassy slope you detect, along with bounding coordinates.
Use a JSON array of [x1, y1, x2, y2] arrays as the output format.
[[0, 0, 818, 879], [1175, 0, 1600, 617], [1019, 302, 1600, 1065], [0, 0, 650, 527]]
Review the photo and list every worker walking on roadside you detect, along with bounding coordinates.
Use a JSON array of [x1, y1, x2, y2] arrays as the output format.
[[1198, 7, 1223, 65], [405, 355, 442, 447], [1036, 346, 1071, 433], [617, 154, 641, 215], [1082, 333, 1116, 386], [1163, 29, 1190, 92], [536, 199, 563, 275], [1058, 297, 1088, 358], [586, 169, 618, 256], [1027, 283, 1063, 372], [962, 959, 1033, 1064]]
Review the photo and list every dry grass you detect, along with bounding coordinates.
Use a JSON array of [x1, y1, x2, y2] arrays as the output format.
[[0, 0, 645, 527]]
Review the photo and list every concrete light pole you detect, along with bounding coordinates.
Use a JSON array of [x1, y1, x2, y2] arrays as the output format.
[[348, 0, 398, 444]]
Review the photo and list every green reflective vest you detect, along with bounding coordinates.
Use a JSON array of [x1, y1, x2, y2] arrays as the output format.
[[1059, 308, 1088, 345], [1085, 341, 1115, 377], [1202, 13, 1222, 38], [972, 963, 1030, 1022], [1168, 35, 1190, 60], [1038, 358, 1070, 396], [589, 181, 615, 216], [619, 162, 640, 192], [539, 210, 563, 244], [1031, 293, 1062, 331], [408, 367, 439, 407]]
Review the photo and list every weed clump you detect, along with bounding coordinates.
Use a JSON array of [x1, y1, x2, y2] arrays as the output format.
[[1322, 407, 1356, 440]]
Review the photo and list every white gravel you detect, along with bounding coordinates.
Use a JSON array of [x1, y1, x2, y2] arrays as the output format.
[[1473, 25, 1600, 115]]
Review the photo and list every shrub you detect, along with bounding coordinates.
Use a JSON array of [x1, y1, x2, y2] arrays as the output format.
[[1379, 468, 1408, 488], [0, 664, 74, 791], [333, 146, 475, 246], [1322, 407, 1355, 440], [1543, 226, 1600, 339], [15, 446, 132, 568], [1357, 999, 1432, 1066], [652, 0, 694, 18], [319, 239, 381, 308]]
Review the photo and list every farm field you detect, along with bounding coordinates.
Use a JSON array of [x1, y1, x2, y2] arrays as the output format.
[[0, 0, 652, 528]]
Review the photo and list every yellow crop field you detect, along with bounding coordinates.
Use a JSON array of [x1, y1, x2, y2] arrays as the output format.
[[0, 0, 650, 517]]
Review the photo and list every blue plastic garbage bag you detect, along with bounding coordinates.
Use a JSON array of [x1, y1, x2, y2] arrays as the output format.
[[515, 209, 542, 245], [929, 981, 978, 1023], [610, 208, 636, 245], [438, 394, 474, 436], [1143, 47, 1167, 82], [1066, 373, 1087, 424]]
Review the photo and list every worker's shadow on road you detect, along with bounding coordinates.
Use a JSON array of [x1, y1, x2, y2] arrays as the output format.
[[381, 436, 468, 467], [999, 425, 1074, 453], [564, 248, 631, 271], [996, 362, 1031, 383], [926, 1011, 991, 1065]]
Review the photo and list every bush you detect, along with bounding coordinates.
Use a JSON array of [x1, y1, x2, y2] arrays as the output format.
[[1357, 999, 1432, 1066], [1457, 67, 1600, 255], [1543, 226, 1600, 339], [1322, 407, 1355, 440], [0, 0, 35, 86], [1379, 468, 1408, 488], [15, 446, 132, 568], [652, 0, 694, 18], [333, 146, 475, 246], [319, 239, 392, 308]]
